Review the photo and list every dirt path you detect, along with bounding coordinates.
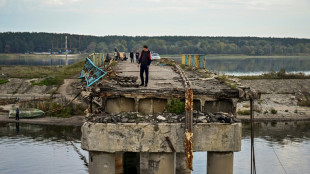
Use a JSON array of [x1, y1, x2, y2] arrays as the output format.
[[57, 78, 83, 104]]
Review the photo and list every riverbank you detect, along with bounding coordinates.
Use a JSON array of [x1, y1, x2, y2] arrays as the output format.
[[0, 114, 84, 126], [237, 79, 310, 121]]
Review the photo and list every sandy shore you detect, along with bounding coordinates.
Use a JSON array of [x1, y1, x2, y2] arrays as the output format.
[[237, 114, 310, 122], [237, 79, 310, 120], [0, 114, 85, 126]]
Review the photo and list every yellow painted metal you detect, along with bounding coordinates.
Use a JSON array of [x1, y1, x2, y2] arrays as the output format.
[[182, 54, 185, 65], [194, 55, 199, 68], [92, 53, 95, 63], [96, 53, 99, 66], [188, 55, 191, 66], [204, 55, 207, 69], [103, 54, 105, 64]]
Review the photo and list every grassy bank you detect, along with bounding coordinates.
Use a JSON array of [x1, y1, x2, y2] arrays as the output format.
[[162, 54, 310, 59], [237, 69, 310, 80], [1, 61, 85, 86]]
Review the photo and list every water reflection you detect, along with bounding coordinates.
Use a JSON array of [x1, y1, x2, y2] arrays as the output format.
[[242, 121, 310, 145], [0, 54, 86, 66], [193, 121, 310, 174], [0, 123, 88, 174], [15, 122, 19, 134], [1, 121, 309, 174], [171, 56, 310, 75]]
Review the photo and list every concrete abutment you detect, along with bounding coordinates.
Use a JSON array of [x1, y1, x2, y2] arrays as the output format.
[[207, 152, 234, 174]]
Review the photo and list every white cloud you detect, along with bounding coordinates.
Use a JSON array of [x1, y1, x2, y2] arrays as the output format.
[[0, 0, 7, 7], [44, 0, 82, 6]]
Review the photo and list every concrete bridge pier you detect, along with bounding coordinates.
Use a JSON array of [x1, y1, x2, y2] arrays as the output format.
[[140, 152, 176, 174], [176, 153, 192, 174], [82, 123, 241, 174], [207, 152, 234, 174], [89, 151, 115, 174]]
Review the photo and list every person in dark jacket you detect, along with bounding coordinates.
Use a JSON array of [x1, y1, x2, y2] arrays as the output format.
[[15, 107, 20, 120], [130, 51, 134, 63], [135, 50, 140, 63], [138, 45, 151, 87]]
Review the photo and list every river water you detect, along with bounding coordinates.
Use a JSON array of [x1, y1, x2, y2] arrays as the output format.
[[0, 54, 87, 66], [0, 121, 309, 174], [171, 56, 310, 76]]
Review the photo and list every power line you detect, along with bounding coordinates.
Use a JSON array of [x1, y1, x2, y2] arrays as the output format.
[[272, 146, 288, 174]]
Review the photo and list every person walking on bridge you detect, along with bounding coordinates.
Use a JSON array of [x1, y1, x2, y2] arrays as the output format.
[[130, 51, 134, 63], [138, 45, 151, 87], [135, 50, 140, 63]]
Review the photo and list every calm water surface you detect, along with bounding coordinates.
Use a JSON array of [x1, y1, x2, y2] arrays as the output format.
[[171, 56, 310, 76], [0, 121, 309, 174], [0, 54, 86, 66], [0, 123, 88, 174]]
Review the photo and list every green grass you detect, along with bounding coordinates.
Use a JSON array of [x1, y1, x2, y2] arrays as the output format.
[[2, 60, 85, 86], [270, 108, 278, 114], [21, 100, 86, 118], [238, 69, 310, 80], [167, 98, 185, 114], [237, 110, 250, 115], [31, 77, 60, 86], [0, 79, 9, 84], [161, 54, 310, 60]]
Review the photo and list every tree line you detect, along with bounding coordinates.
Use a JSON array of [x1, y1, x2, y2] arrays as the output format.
[[0, 32, 310, 55]]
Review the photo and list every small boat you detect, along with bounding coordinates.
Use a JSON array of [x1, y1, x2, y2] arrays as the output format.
[[9, 108, 45, 118]]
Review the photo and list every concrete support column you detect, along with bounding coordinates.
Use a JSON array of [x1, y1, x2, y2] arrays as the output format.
[[134, 98, 140, 112], [200, 99, 206, 113], [90, 96, 93, 113], [207, 152, 234, 174], [140, 152, 176, 174], [89, 151, 115, 174], [102, 97, 107, 112], [231, 99, 238, 115], [176, 153, 191, 174], [151, 99, 154, 114], [115, 152, 123, 174]]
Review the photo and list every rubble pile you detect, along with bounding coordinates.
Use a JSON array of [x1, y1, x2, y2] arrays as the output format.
[[86, 111, 240, 124]]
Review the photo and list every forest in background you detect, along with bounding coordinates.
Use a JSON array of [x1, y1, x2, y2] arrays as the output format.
[[0, 32, 310, 55]]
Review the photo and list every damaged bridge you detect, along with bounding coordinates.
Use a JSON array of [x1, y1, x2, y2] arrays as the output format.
[[80, 57, 258, 174]]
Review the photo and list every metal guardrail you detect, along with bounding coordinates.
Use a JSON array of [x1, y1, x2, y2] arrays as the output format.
[[90, 53, 106, 67], [182, 54, 206, 69], [80, 57, 107, 87]]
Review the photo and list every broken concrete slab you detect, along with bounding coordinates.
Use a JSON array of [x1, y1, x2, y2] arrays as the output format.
[[81, 122, 242, 153]]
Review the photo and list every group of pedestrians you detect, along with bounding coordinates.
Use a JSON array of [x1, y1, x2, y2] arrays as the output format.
[[129, 50, 140, 63]]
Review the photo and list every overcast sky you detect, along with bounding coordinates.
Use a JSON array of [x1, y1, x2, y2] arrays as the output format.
[[0, 0, 309, 38]]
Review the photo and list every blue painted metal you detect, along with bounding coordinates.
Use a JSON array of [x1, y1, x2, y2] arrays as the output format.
[[185, 54, 189, 66], [199, 55, 205, 68], [191, 54, 195, 67], [80, 57, 107, 87]]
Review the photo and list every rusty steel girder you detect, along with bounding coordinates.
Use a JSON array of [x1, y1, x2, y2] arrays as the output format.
[[175, 64, 194, 171]]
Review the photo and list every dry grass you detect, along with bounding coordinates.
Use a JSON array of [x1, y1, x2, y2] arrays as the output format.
[[1, 61, 85, 86]]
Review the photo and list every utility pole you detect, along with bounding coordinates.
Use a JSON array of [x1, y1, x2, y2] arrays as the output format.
[[65, 36, 68, 65]]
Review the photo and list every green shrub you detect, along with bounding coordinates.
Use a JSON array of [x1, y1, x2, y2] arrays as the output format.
[[167, 98, 185, 114], [31, 77, 61, 86], [180, 64, 186, 69], [237, 110, 250, 115], [270, 108, 277, 114], [0, 79, 9, 84]]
